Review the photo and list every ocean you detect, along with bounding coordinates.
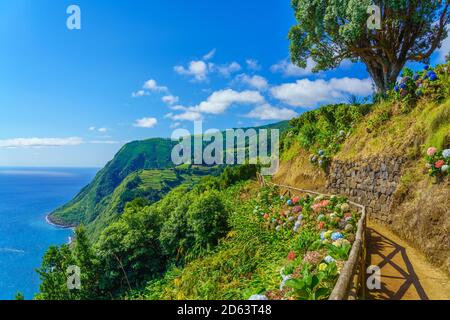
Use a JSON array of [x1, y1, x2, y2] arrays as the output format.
[[0, 167, 98, 300]]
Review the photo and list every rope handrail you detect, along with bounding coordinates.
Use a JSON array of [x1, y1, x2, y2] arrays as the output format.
[[257, 174, 367, 300]]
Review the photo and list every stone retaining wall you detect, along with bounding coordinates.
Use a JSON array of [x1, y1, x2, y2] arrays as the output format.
[[326, 157, 406, 222]]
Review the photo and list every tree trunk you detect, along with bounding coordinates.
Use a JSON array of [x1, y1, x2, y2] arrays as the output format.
[[365, 60, 405, 94]]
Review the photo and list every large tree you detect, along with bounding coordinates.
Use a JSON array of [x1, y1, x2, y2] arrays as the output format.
[[289, 0, 450, 93]]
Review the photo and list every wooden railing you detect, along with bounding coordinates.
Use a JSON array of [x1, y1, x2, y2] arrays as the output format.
[[256, 173, 367, 300]]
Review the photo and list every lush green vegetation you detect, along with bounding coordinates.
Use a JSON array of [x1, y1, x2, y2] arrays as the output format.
[[85, 166, 226, 239], [37, 163, 360, 301], [139, 188, 358, 300], [36, 165, 259, 299], [281, 103, 371, 169], [49, 138, 179, 226], [49, 122, 289, 231]]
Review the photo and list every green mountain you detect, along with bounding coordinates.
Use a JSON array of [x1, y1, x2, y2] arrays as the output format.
[[85, 166, 224, 238], [48, 121, 290, 233], [49, 138, 179, 227]]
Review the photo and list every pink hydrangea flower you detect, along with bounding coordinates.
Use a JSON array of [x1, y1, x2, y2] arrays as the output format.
[[287, 251, 296, 261], [312, 200, 330, 212], [427, 147, 437, 156], [435, 160, 445, 169]]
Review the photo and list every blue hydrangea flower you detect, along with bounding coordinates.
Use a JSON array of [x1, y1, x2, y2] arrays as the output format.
[[287, 199, 292, 206], [426, 70, 437, 79], [331, 232, 344, 241], [394, 85, 400, 92], [318, 150, 325, 156], [324, 255, 335, 264], [413, 74, 420, 81], [424, 65, 430, 70], [297, 214, 303, 222], [320, 231, 326, 240], [400, 83, 407, 89], [443, 149, 450, 159]]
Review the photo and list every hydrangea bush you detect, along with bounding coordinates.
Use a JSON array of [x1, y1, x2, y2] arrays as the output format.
[[251, 187, 361, 300], [390, 62, 450, 112], [425, 147, 450, 179], [281, 104, 370, 171]]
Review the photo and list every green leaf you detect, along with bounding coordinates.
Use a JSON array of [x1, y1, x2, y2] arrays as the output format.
[[285, 278, 305, 290], [310, 275, 320, 289], [315, 287, 331, 300]]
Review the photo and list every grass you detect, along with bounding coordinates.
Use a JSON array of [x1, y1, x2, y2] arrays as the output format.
[[335, 97, 450, 161]]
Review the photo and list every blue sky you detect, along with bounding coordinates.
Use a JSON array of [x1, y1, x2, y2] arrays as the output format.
[[0, 0, 448, 167]]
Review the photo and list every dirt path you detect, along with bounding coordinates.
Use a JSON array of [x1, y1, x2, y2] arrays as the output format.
[[366, 221, 450, 300]]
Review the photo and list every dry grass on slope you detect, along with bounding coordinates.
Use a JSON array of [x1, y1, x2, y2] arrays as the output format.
[[272, 144, 327, 192]]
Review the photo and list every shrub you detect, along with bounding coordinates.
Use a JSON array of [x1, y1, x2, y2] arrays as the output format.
[[187, 191, 229, 252], [425, 147, 450, 179], [285, 103, 370, 170]]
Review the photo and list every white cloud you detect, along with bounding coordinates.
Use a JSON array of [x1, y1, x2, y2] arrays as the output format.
[[98, 127, 108, 133], [211, 62, 242, 77], [235, 74, 269, 90], [191, 89, 264, 114], [143, 79, 169, 92], [271, 77, 373, 108], [88, 126, 96, 131], [133, 117, 158, 128], [165, 111, 203, 122], [132, 90, 149, 98], [439, 35, 450, 62], [203, 49, 216, 61], [162, 95, 180, 105], [0, 137, 83, 148], [174, 60, 208, 81], [271, 58, 317, 77], [132, 79, 169, 98], [175, 50, 242, 81], [246, 104, 298, 121], [167, 89, 265, 122], [246, 59, 261, 71]]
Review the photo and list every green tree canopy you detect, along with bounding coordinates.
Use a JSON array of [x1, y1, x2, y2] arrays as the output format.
[[289, 0, 450, 92]]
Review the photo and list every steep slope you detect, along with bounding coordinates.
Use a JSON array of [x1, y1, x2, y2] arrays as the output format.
[[49, 121, 290, 228], [49, 138, 178, 226], [86, 166, 223, 238], [274, 97, 450, 273]]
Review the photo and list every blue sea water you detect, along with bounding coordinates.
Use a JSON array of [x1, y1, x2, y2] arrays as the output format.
[[0, 167, 98, 300]]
